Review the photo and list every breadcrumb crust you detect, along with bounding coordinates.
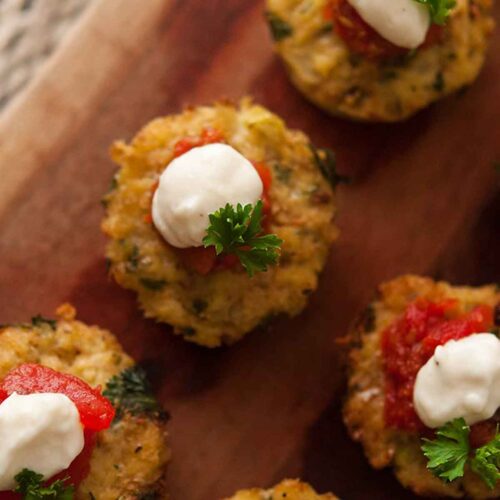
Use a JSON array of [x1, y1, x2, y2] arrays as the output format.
[[224, 479, 338, 499]]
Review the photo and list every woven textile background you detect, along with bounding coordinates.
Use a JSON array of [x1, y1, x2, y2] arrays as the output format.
[[0, 0, 92, 110]]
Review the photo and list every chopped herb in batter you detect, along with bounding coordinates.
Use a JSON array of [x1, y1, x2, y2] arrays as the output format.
[[31, 315, 57, 330], [415, 0, 456, 25], [433, 71, 445, 92], [139, 278, 167, 291], [310, 144, 351, 188], [265, 11, 293, 41], [192, 299, 208, 315]]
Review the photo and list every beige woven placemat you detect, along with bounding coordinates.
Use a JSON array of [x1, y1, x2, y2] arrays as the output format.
[[0, 0, 93, 110]]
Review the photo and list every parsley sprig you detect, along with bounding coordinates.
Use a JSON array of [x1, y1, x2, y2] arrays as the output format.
[[14, 469, 73, 499], [415, 0, 456, 25], [471, 431, 500, 489], [422, 418, 470, 482], [103, 366, 161, 421], [203, 201, 283, 277], [422, 418, 500, 489]]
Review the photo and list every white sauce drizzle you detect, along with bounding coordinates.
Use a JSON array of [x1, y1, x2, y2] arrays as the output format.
[[0, 392, 84, 491], [152, 143, 263, 248]]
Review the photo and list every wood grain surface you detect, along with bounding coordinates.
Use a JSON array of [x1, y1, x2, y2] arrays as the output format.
[[0, 1, 499, 499]]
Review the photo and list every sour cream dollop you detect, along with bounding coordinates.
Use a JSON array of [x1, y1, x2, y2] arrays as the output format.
[[413, 333, 500, 428], [348, 0, 431, 49], [0, 392, 84, 491], [152, 143, 263, 248]]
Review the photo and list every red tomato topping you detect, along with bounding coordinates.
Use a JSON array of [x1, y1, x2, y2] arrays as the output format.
[[0, 364, 115, 431], [252, 162, 272, 192], [469, 420, 498, 449], [51, 430, 97, 486], [381, 300, 493, 432], [326, 0, 443, 60], [251, 161, 273, 227], [214, 253, 242, 271], [0, 489, 18, 499], [175, 246, 217, 276], [173, 127, 225, 157]]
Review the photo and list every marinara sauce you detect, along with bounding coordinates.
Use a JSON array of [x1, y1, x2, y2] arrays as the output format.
[[381, 299, 493, 432], [325, 0, 443, 60]]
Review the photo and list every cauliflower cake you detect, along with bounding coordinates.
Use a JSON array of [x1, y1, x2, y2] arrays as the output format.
[[0, 304, 170, 500], [266, 0, 494, 121], [102, 99, 338, 347], [344, 275, 500, 497]]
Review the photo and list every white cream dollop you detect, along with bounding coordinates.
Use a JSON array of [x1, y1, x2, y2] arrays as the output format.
[[0, 392, 84, 491], [347, 0, 431, 49], [152, 143, 263, 248], [413, 334, 500, 428]]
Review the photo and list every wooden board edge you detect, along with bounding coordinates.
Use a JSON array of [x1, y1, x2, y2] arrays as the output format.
[[0, 0, 173, 220]]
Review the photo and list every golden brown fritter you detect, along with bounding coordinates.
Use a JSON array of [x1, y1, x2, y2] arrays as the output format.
[[102, 99, 337, 347], [0, 304, 170, 500], [343, 275, 500, 498], [266, 0, 494, 121], [224, 479, 338, 499]]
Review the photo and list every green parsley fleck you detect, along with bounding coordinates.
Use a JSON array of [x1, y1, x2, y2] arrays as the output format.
[[101, 176, 118, 208], [265, 11, 293, 41], [192, 299, 208, 315], [310, 144, 351, 188], [105, 258, 113, 273], [181, 327, 197, 337], [139, 278, 167, 291], [318, 22, 333, 35], [361, 304, 376, 333], [14, 469, 74, 499], [274, 164, 292, 184], [126, 245, 140, 272], [433, 71, 445, 92], [31, 315, 57, 330], [103, 366, 161, 421], [137, 492, 160, 500], [414, 0, 456, 25]]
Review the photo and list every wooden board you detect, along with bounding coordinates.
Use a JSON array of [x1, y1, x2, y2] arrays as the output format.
[[0, 1, 499, 498]]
